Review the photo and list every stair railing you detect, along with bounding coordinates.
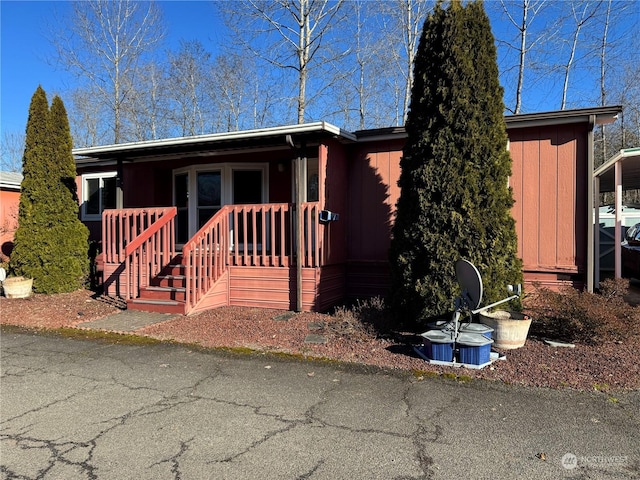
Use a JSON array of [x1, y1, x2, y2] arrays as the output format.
[[120, 207, 177, 300], [182, 206, 230, 313]]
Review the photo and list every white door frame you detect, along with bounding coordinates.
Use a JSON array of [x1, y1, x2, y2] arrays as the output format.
[[172, 163, 269, 242]]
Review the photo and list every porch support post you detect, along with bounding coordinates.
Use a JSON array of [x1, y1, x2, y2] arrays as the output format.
[[287, 134, 305, 312], [295, 147, 306, 312], [116, 157, 124, 209], [614, 160, 623, 278], [586, 115, 595, 293], [594, 175, 601, 288]]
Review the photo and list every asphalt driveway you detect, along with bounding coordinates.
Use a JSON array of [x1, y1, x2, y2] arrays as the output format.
[[1, 330, 638, 479]]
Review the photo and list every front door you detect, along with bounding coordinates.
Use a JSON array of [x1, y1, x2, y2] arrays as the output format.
[[173, 165, 267, 246]]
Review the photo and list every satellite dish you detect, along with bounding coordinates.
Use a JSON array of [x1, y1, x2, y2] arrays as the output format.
[[455, 259, 483, 310]]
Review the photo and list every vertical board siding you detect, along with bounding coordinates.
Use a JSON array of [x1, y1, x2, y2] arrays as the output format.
[[509, 132, 525, 258], [347, 140, 402, 263], [556, 127, 578, 267], [321, 140, 349, 265], [507, 124, 587, 286], [538, 129, 559, 267], [521, 133, 541, 269]]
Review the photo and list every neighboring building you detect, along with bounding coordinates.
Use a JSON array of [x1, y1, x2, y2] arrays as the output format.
[[0, 171, 22, 260], [73, 106, 622, 315]]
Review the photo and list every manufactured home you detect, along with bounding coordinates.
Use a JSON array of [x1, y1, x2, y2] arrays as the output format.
[[74, 106, 621, 315]]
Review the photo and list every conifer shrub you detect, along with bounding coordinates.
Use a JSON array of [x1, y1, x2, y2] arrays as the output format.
[[10, 86, 89, 293], [389, 1, 522, 327]]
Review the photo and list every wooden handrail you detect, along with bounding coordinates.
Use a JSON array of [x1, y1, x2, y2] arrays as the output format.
[[183, 206, 231, 312], [101, 207, 176, 300], [125, 207, 177, 256]]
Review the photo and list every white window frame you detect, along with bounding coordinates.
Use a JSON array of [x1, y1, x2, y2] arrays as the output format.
[[81, 171, 118, 221]]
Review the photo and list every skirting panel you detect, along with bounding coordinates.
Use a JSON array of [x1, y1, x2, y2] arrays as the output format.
[[346, 261, 390, 299], [228, 266, 318, 311]]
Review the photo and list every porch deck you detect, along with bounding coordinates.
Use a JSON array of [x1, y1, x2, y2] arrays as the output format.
[[98, 203, 343, 315]]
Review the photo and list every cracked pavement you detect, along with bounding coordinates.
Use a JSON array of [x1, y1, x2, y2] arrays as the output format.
[[1, 331, 639, 479]]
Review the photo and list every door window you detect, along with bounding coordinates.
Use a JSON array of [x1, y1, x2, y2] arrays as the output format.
[[197, 171, 221, 228]]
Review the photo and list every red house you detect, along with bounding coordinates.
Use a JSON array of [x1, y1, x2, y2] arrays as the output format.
[[0, 171, 22, 261], [74, 106, 621, 315]]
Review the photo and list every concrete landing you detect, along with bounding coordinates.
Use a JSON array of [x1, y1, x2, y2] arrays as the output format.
[[76, 310, 178, 333]]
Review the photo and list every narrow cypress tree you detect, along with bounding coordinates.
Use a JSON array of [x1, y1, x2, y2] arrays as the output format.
[[389, 0, 523, 325], [11, 87, 89, 293]]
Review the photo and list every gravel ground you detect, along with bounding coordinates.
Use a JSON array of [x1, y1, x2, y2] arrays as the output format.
[[1, 289, 639, 393]]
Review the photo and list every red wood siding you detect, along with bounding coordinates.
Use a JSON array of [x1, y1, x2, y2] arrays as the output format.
[[316, 264, 347, 311], [508, 124, 588, 288], [347, 140, 403, 263], [0, 188, 20, 257], [320, 140, 349, 265]]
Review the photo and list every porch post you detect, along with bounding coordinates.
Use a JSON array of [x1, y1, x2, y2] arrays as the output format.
[[295, 147, 306, 312], [116, 157, 124, 209], [586, 115, 595, 293], [287, 134, 305, 312]]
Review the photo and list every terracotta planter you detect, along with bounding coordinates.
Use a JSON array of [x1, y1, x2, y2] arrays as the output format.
[[479, 310, 531, 349], [2, 277, 33, 299]]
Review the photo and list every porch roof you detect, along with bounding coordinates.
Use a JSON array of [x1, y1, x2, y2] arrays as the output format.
[[74, 122, 356, 165], [594, 147, 640, 193], [0, 171, 23, 190]]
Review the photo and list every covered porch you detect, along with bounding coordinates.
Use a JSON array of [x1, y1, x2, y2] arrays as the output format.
[[98, 202, 337, 315], [76, 123, 354, 315]]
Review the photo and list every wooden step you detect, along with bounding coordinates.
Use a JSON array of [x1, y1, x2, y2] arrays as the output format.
[[139, 286, 186, 302], [127, 298, 186, 315], [152, 275, 187, 288]]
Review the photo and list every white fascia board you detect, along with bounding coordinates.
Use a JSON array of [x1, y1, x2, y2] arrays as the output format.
[[73, 122, 355, 157], [594, 147, 640, 178]]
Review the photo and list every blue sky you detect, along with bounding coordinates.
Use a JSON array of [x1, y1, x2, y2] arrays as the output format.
[[1, 0, 222, 136], [1, 1, 638, 138]]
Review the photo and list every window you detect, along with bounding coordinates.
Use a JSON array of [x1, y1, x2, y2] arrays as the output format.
[[82, 172, 117, 220]]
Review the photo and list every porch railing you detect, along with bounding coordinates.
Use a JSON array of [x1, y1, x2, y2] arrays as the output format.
[[182, 206, 230, 312], [102, 203, 320, 308], [182, 202, 320, 311], [227, 202, 320, 268], [102, 207, 176, 299]]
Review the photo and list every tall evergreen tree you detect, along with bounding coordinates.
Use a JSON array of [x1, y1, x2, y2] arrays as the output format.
[[11, 87, 89, 293], [389, 0, 523, 325]]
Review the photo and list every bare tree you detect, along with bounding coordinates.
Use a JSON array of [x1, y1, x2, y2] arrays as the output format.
[[379, 0, 432, 124], [219, 0, 348, 124], [68, 86, 107, 147], [337, 0, 402, 130], [491, 0, 553, 114], [209, 53, 270, 132], [124, 60, 171, 141], [591, 0, 636, 163], [167, 40, 213, 136], [559, 1, 603, 110], [49, 0, 165, 144], [0, 131, 25, 172]]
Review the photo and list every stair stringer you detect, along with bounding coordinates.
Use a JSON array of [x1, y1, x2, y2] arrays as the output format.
[[185, 269, 230, 315]]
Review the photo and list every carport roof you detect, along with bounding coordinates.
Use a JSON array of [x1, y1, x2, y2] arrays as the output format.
[[593, 147, 640, 192]]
